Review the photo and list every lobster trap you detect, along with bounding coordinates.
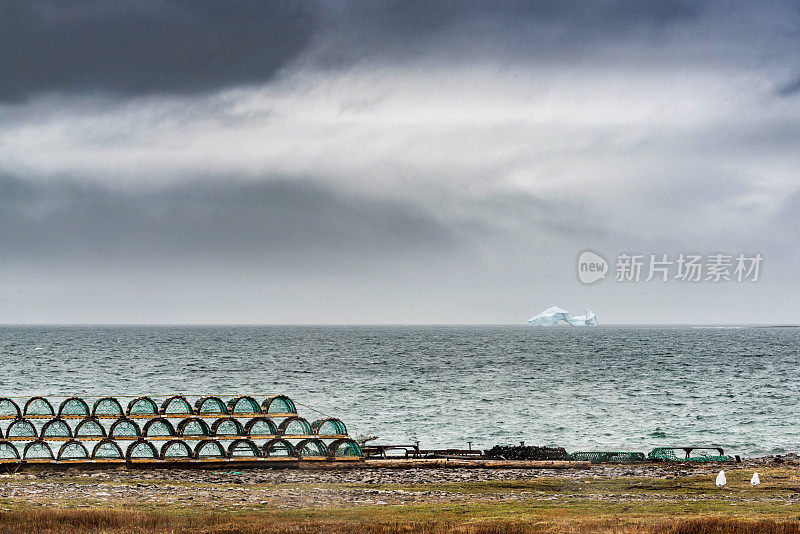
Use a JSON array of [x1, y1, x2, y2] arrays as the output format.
[[0, 394, 361, 468]]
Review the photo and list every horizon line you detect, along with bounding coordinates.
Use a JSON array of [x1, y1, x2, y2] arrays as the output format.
[[0, 323, 797, 328]]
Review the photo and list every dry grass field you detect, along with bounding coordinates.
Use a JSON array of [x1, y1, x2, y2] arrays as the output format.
[[1, 465, 800, 533]]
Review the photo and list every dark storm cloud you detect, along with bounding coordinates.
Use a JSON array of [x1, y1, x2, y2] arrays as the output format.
[[0, 0, 705, 102], [3, 1, 800, 324], [0, 171, 601, 272], [0, 174, 453, 266], [0, 0, 314, 102], [311, 0, 701, 67], [364, 0, 700, 42], [777, 77, 800, 96]]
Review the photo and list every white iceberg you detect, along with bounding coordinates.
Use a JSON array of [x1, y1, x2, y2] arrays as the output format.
[[527, 306, 573, 326], [528, 306, 598, 326], [566, 308, 598, 326]]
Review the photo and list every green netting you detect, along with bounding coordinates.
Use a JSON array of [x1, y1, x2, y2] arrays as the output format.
[[0, 393, 349, 464], [312, 418, 347, 436], [127, 396, 159, 416], [262, 395, 296, 414], [143, 418, 176, 437], [647, 447, 733, 463], [228, 396, 261, 415], [110, 418, 141, 438], [160, 396, 192, 415], [228, 439, 260, 457], [93, 397, 124, 417], [0, 398, 20, 417], [295, 439, 328, 457], [568, 451, 646, 463], [262, 439, 295, 457], [92, 440, 123, 459], [24, 441, 54, 459], [329, 439, 362, 457], [24, 397, 54, 416], [126, 439, 158, 459], [161, 440, 193, 459], [195, 396, 227, 415], [58, 440, 89, 460], [245, 417, 277, 436], [648, 448, 685, 461], [75, 418, 106, 437], [7, 418, 37, 438], [58, 397, 89, 417], [278, 416, 311, 436], [0, 441, 20, 459], [211, 417, 244, 436], [195, 439, 226, 458], [177, 417, 211, 437], [41, 418, 73, 438]]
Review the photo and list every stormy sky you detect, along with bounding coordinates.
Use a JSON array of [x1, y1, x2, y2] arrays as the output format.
[[1, 1, 799, 324]]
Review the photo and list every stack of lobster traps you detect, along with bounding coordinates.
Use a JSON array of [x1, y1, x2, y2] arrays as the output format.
[[0, 394, 362, 468]]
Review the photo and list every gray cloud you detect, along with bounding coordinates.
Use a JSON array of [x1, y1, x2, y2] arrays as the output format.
[[0, 174, 455, 267], [778, 77, 800, 96], [2, 1, 800, 324], [0, 0, 708, 102], [3, 1, 797, 104], [0, 0, 314, 102], [310, 0, 703, 68]]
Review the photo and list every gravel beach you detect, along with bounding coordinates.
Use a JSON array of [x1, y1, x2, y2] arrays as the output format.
[[0, 456, 795, 511]]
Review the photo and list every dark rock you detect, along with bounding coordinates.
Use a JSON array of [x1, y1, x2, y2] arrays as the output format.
[[484, 445, 569, 461]]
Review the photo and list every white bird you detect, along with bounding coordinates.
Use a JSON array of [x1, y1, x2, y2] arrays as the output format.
[[751, 472, 761, 486], [716, 470, 727, 488]]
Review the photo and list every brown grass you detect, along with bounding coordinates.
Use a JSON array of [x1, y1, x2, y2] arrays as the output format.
[[5, 468, 800, 533], [1, 510, 800, 534]]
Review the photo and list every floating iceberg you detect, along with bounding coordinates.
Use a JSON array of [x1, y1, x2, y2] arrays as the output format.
[[565, 308, 598, 326], [528, 306, 598, 326], [527, 306, 573, 326]]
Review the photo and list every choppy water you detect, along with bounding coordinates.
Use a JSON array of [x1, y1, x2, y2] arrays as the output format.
[[0, 325, 798, 456]]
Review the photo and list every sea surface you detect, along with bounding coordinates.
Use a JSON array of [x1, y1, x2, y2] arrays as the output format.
[[0, 325, 798, 456]]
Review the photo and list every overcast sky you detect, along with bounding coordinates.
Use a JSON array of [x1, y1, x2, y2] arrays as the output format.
[[1, 1, 799, 324]]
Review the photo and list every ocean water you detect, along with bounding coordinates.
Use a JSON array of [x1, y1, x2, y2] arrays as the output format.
[[0, 325, 797, 457]]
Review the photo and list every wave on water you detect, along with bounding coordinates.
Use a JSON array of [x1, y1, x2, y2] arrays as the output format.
[[0, 325, 798, 457]]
